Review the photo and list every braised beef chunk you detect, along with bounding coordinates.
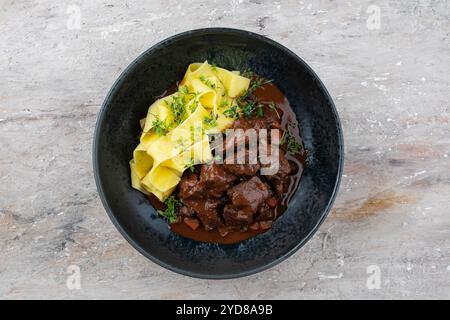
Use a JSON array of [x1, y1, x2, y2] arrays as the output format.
[[178, 205, 195, 217], [183, 198, 222, 231], [224, 177, 272, 227], [223, 204, 253, 227], [223, 162, 260, 176], [257, 202, 276, 221], [264, 149, 293, 195], [223, 149, 260, 176], [232, 103, 283, 132], [266, 196, 278, 208], [231, 103, 282, 132], [232, 117, 267, 133], [263, 104, 283, 129], [200, 163, 237, 198], [227, 176, 272, 214], [179, 172, 203, 199], [276, 151, 292, 179], [262, 146, 292, 180]]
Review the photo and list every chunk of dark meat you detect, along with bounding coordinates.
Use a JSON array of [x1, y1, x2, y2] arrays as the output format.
[[178, 205, 195, 217], [262, 103, 283, 129], [223, 162, 260, 176], [227, 176, 272, 213], [223, 148, 260, 176], [275, 150, 292, 178], [200, 163, 237, 198], [223, 177, 272, 227], [183, 198, 222, 231], [232, 117, 267, 133], [231, 103, 282, 132], [266, 196, 278, 208], [223, 204, 253, 227], [263, 149, 293, 195], [256, 202, 276, 221], [178, 172, 204, 199]]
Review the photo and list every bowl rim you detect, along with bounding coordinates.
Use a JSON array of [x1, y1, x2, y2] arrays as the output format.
[[93, 27, 344, 279]]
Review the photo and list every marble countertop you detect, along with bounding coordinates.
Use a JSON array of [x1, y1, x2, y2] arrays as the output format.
[[1, 0, 449, 299]]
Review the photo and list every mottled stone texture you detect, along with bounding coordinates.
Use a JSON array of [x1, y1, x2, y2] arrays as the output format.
[[0, 0, 449, 299]]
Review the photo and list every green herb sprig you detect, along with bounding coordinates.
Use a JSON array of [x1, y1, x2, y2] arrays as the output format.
[[199, 75, 216, 89], [268, 102, 280, 118], [242, 68, 254, 79], [256, 103, 264, 117], [166, 93, 187, 125], [203, 112, 219, 127], [151, 115, 170, 136], [281, 122, 302, 155], [158, 196, 181, 223], [248, 76, 272, 93], [223, 105, 239, 119]]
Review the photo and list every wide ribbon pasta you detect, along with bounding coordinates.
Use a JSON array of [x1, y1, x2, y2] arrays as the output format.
[[130, 61, 250, 201]]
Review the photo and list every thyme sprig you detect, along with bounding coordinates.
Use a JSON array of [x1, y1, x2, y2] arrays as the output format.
[[281, 122, 302, 155], [268, 102, 280, 118], [203, 112, 219, 127], [151, 115, 170, 136], [199, 75, 216, 89], [158, 196, 181, 223]]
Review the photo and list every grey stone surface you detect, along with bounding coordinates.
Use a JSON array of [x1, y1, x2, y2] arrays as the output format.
[[0, 0, 449, 299]]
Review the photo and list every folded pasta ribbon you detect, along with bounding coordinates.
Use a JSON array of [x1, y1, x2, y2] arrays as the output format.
[[130, 61, 250, 201]]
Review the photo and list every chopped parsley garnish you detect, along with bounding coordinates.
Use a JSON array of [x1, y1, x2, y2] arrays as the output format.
[[199, 75, 216, 89], [151, 115, 170, 136], [242, 68, 254, 79], [256, 104, 264, 117], [223, 105, 239, 119], [241, 101, 255, 118], [187, 91, 201, 113], [249, 76, 272, 93], [281, 122, 302, 155], [210, 63, 218, 71], [166, 93, 187, 125], [180, 85, 190, 95], [157, 196, 181, 223], [203, 112, 219, 127], [268, 101, 280, 118], [237, 100, 264, 118]]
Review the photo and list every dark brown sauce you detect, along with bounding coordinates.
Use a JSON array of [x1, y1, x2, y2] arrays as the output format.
[[170, 221, 266, 244], [147, 82, 306, 244], [254, 83, 307, 208]]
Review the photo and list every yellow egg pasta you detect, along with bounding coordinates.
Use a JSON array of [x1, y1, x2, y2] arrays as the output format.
[[130, 160, 149, 195], [133, 143, 153, 179], [130, 61, 250, 201], [161, 136, 213, 174]]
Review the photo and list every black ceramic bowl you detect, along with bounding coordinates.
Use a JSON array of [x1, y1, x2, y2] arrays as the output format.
[[93, 28, 343, 279]]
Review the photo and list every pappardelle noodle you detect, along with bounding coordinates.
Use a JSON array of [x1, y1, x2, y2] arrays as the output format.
[[130, 62, 251, 201]]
